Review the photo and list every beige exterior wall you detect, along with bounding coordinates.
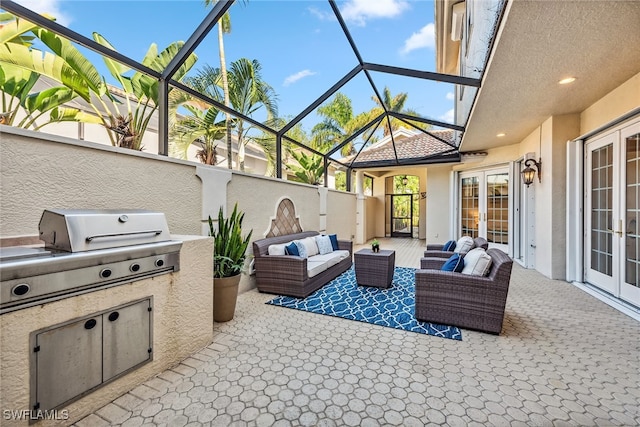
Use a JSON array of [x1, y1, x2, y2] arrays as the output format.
[[0, 235, 213, 426], [364, 196, 378, 241], [425, 165, 453, 245], [227, 174, 321, 241], [580, 72, 640, 136], [326, 190, 357, 240], [0, 127, 201, 237]]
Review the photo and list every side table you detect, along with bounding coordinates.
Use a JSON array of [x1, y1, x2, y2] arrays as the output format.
[[354, 248, 396, 288]]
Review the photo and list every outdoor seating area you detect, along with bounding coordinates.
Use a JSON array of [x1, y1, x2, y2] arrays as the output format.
[[73, 238, 640, 427], [1, 0, 639, 425], [416, 248, 514, 334]]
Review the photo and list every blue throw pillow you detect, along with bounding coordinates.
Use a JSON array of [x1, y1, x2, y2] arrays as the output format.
[[329, 234, 339, 251], [285, 242, 299, 256], [441, 253, 464, 272], [443, 240, 456, 251]]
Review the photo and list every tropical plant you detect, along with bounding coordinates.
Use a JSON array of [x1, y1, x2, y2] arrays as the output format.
[[91, 33, 198, 150], [204, 0, 234, 169], [208, 203, 253, 278], [286, 150, 324, 185], [169, 73, 227, 164], [369, 86, 429, 136], [0, 13, 102, 130], [310, 92, 356, 156], [186, 59, 277, 170]]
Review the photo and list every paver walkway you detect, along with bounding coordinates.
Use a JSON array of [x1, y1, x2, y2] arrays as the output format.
[[76, 239, 640, 426]]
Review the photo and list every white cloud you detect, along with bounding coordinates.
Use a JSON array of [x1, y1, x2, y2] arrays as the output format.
[[401, 23, 435, 54], [308, 6, 334, 21], [15, 0, 72, 26], [283, 70, 317, 87], [439, 109, 455, 123], [446, 92, 455, 100], [340, 0, 409, 27]]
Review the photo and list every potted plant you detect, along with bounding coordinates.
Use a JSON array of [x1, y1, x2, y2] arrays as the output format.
[[371, 239, 380, 253], [208, 203, 253, 322]]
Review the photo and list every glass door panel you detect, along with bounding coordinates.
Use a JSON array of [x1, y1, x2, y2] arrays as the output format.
[[459, 169, 509, 252], [391, 195, 412, 237], [590, 144, 614, 277], [621, 124, 640, 305], [486, 173, 509, 247], [460, 176, 479, 238]]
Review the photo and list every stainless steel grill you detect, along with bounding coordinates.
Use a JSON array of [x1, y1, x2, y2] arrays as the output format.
[[0, 209, 182, 314]]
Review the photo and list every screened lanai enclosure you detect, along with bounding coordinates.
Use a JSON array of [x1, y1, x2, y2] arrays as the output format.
[[0, 0, 505, 189]]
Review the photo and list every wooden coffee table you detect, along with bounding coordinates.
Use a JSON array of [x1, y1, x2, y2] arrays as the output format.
[[354, 248, 396, 288]]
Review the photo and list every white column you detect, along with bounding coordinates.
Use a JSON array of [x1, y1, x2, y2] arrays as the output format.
[[318, 187, 328, 233], [355, 171, 366, 244], [195, 166, 232, 236]]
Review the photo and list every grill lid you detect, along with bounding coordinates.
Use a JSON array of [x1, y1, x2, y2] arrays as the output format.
[[39, 209, 172, 252]]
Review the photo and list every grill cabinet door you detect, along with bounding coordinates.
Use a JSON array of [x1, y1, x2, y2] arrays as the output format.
[[103, 299, 151, 380], [35, 316, 102, 410]]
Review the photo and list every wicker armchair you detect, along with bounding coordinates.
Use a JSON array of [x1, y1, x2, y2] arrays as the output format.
[[423, 236, 489, 258], [415, 248, 513, 334]]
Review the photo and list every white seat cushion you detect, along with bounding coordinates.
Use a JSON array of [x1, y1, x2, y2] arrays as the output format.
[[307, 260, 329, 278], [333, 250, 350, 261], [454, 236, 474, 254], [461, 247, 493, 276], [309, 252, 342, 268]]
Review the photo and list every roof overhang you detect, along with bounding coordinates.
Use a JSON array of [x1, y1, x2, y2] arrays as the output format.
[[460, 0, 640, 152]]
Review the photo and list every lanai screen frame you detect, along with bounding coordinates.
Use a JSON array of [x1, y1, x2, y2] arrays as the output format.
[[2, 0, 484, 190]]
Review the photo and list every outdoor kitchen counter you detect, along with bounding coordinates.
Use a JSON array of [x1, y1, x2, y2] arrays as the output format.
[[0, 234, 213, 426]]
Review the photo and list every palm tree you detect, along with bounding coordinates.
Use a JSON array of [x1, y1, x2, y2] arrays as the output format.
[[169, 72, 228, 165], [186, 59, 277, 171], [204, 0, 234, 169], [226, 58, 277, 171], [310, 92, 357, 156], [370, 86, 428, 136]]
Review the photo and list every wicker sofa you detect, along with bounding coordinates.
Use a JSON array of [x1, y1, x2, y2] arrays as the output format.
[[253, 231, 353, 298], [415, 248, 513, 334], [423, 236, 489, 258]]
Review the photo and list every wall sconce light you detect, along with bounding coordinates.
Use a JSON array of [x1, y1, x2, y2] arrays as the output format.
[[402, 176, 408, 186], [521, 158, 541, 187]]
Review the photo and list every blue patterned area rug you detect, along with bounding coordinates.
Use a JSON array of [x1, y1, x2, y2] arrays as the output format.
[[266, 266, 462, 341]]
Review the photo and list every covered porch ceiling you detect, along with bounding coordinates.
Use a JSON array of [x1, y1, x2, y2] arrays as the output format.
[[461, 0, 640, 152]]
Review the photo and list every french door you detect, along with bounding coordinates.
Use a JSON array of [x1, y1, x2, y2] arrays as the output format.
[[585, 121, 640, 306], [391, 194, 413, 237], [459, 168, 510, 252]]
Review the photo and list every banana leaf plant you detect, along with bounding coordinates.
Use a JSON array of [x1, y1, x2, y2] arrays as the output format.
[[0, 13, 101, 129], [208, 203, 253, 279], [286, 150, 325, 185], [91, 33, 198, 150]]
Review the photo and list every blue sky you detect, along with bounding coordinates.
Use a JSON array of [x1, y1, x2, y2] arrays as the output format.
[[13, 0, 455, 135]]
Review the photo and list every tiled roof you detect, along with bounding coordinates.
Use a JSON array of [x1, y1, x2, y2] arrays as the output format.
[[343, 129, 456, 165]]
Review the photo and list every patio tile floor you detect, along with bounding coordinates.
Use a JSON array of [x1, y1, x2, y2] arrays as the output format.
[[77, 239, 640, 426]]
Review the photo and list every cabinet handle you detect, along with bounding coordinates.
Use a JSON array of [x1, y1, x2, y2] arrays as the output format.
[[84, 319, 97, 329], [108, 312, 120, 322]]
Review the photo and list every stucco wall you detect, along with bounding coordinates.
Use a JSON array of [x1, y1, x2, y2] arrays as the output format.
[[580, 71, 640, 136], [0, 127, 201, 237], [365, 196, 378, 241], [425, 165, 453, 245], [227, 174, 321, 240], [326, 190, 357, 240], [0, 235, 213, 426]]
